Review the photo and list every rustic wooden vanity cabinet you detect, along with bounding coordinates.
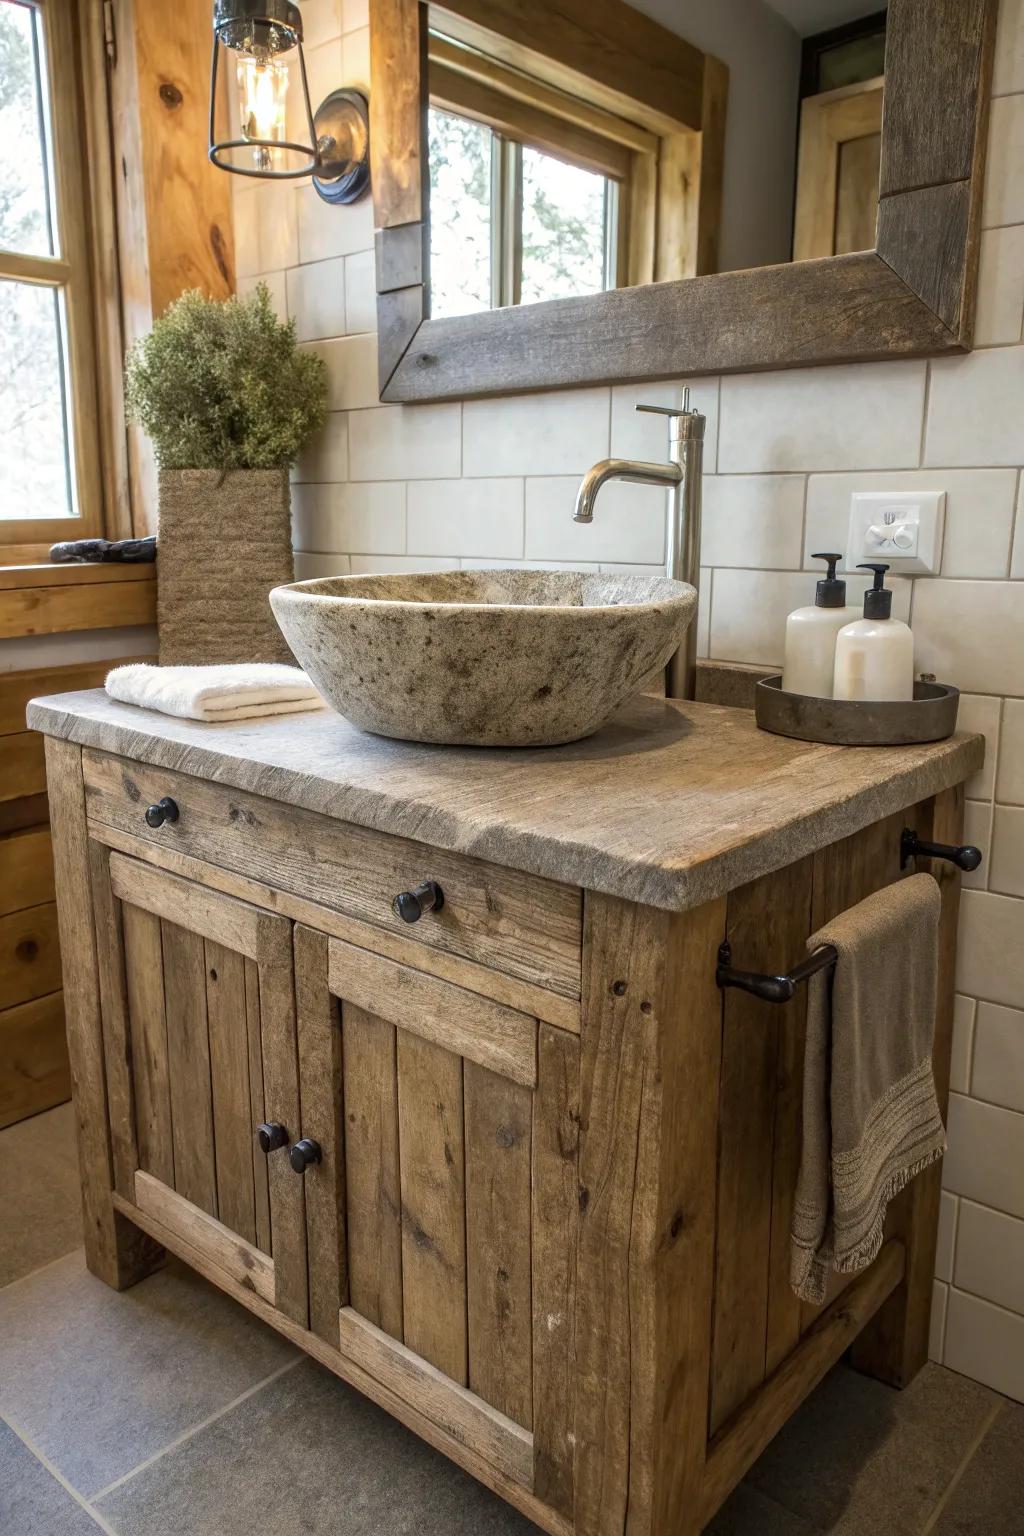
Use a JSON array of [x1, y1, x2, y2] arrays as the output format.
[[32, 691, 982, 1536]]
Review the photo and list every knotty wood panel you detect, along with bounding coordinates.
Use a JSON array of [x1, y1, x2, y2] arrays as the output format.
[[295, 925, 347, 1349], [206, 941, 257, 1246], [0, 827, 54, 915], [162, 920, 217, 1217], [0, 901, 61, 1011], [257, 932, 309, 1329], [531, 1022, 580, 1517], [134, 1170, 274, 1306], [397, 1031, 468, 1384], [0, 734, 45, 803], [0, 990, 69, 1130], [0, 579, 156, 640], [123, 903, 174, 1187], [464, 1060, 533, 1428], [711, 858, 813, 1433], [110, 854, 263, 960], [89, 842, 138, 1200], [244, 958, 272, 1256], [343, 1002, 404, 1339]]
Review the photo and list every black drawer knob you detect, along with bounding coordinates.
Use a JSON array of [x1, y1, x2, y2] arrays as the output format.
[[392, 880, 444, 924], [289, 1138, 322, 1174], [256, 1122, 289, 1154], [145, 796, 179, 829]]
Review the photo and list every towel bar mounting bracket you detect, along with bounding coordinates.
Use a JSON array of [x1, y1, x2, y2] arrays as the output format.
[[900, 828, 982, 872], [715, 941, 839, 1004]]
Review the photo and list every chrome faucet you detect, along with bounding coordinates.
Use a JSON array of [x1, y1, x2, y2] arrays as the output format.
[[573, 391, 706, 699]]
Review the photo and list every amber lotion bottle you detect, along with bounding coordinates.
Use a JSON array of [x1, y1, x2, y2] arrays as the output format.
[[833, 563, 914, 702]]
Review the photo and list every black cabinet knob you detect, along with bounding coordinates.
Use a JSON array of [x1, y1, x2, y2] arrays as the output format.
[[392, 880, 444, 924], [289, 1138, 322, 1173], [256, 1121, 289, 1154], [145, 796, 179, 829]]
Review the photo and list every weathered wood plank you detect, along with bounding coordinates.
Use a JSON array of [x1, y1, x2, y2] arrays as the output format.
[[133, 1170, 274, 1305], [330, 938, 537, 1088], [109, 853, 263, 959], [257, 923, 309, 1328], [0, 580, 156, 640], [0, 734, 46, 802], [876, 181, 971, 334], [88, 841, 137, 1200], [162, 920, 217, 1218], [295, 925, 347, 1349], [342, 1002, 404, 1339], [244, 957, 272, 1255], [0, 826, 54, 915], [0, 990, 69, 1130], [0, 901, 61, 1011], [370, 0, 428, 229], [464, 1059, 533, 1428], [123, 903, 174, 1188], [397, 1030, 468, 1384], [206, 940, 258, 1246]]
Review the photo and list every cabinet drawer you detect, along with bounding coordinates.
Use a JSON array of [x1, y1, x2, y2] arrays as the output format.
[[82, 750, 582, 1002]]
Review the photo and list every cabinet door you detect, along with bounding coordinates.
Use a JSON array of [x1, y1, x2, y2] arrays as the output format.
[[294, 925, 580, 1511], [91, 845, 308, 1327]]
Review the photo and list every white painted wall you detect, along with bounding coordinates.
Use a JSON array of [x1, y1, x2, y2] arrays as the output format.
[[234, 0, 1024, 1402]]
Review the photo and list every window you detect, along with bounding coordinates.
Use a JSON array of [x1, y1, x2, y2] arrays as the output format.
[[0, 0, 102, 546]]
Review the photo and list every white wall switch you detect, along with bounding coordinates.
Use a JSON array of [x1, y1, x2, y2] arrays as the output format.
[[847, 490, 945, 575]]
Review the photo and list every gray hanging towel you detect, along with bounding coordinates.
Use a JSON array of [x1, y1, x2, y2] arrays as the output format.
[[790, 872, 946, 1305]]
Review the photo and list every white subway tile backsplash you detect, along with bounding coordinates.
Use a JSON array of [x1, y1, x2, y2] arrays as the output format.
[[926, 347, 1024, 466], [804, 470, 1017, 579], [718, 362, 927, 473], [408, 479, 523, 559], [300, 0, 342, 48], [708, 569, 810, 666], [955, 1201, 1024, 1316], [292, 413, 349, 484], [344, 250, 377, 334], [951, 995, 977, 1095], [342, 26, 370, 88], [929, 1281, 948, 1363], [912, 580, 1024, 695], [997, 700, 1024, 803], [990, 804, 1024, 896], [293, 551, 351, 580], [292, 481, 405, 554], [232, 186, 260, 279], [958, 890, 1024, 1007], [342, 0, 369, 30], [974, 225, 1024, 345], [1012, 477, 1024, 577], [963, 800, 993, 890], [301, 39, 344, 127], [944, 1288, 1024, 1400], [287, 257, 347, 342], [973, 1000, 1024, 1111], [994, 0, 1024, 94], [983, 93, 1024, 227], [297, 183, 374, 263], [957, 694, 1001, 800], [253, 182, 299, 273], [944, 1092, 1024, 1218], [349, 403, 462, 481], [610, 380, 720, 471], [936, 1191, 959, 1283], [237, 271, 288, 320], [463, 389, 610, 477], [701, 476, 805, 569], [524, 477, 666, 564], [313, 333, 380, 411], [350, 554, 459, 574]]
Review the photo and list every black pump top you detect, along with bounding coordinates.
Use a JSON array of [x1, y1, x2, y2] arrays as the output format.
[[858, 562, 893, 620], [811, 552, 846, 609]]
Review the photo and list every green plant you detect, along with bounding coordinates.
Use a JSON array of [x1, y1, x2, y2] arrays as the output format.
[[124, 284, 328, 470]]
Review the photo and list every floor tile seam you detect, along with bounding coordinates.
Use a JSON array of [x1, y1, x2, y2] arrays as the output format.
[[0, 1244, 85, 1298], [1, 1409, 119, 1536], [89, 1354, 304, 1505], [919, 1397, 1008, 1535]]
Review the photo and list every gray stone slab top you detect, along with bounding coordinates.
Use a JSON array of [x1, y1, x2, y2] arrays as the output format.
[[28, 690, 983, 912]]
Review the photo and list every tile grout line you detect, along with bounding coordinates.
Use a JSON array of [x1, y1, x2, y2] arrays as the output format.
[[0, 1243, 86, 1298], [1, 1410, 119, 1536], [88, 1355, 304, 1505], [919, 1397, 1006, 1535]]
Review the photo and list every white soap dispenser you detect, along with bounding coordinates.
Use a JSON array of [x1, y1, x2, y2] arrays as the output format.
[[781, 553, 860, 698], [833, 562, 914, 702]]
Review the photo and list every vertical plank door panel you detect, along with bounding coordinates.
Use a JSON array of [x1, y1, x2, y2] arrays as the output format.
[[89, 840, 138, 1201], [258, 927, 309, 1328], [398, 1030, 468, 1385], [244, 957, 272, 1255], [465, 1058, 533, 1429], [161, 920, 217, 1217], [343, 1001, 404, 1339], [123, 903, 174, 1187], [206, 940, 257, 1246]]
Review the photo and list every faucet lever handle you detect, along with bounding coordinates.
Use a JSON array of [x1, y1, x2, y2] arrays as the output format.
[[636, 386, 700, 419]]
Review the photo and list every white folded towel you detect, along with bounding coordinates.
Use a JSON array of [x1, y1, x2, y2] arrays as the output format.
[[105, 663, 326, 723]]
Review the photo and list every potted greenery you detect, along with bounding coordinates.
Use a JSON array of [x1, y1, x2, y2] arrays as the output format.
[[125, 285, 327, 665]]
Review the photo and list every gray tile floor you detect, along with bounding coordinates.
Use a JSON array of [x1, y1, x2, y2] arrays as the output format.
[[1, 1104, 1021, 1535]]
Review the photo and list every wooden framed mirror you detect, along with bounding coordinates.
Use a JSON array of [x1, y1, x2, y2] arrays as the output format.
[[369, 0, 996, 403]]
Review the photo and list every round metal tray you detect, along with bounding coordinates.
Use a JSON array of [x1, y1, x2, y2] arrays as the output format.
[[755, 677, 960, 746]]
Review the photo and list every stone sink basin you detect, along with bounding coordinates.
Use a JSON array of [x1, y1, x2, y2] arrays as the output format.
[[270, 568, 697, 747]]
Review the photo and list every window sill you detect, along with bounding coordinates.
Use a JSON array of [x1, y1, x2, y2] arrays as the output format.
[[0, 561, 155, 592], [0, 562, 158, 641]]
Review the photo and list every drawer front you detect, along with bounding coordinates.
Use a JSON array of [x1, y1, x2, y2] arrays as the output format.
[[82, 750, 582, 1001]]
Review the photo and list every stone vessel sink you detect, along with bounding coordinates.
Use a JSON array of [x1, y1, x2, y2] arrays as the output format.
[[270, 568, 697, 747]]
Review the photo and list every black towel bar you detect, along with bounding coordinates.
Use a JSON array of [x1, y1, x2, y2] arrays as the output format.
[[715, 941, 838, 1004], [900, 828, 983, 872]]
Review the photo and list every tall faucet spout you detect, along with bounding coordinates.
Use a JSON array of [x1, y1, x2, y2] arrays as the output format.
[[572, 459, 682, 523]]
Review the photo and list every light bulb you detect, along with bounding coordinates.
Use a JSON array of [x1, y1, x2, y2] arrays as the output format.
[[236, 51, 288, 172]]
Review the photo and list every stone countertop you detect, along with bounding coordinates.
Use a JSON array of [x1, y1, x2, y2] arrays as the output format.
[[28, 690, 983, 913]]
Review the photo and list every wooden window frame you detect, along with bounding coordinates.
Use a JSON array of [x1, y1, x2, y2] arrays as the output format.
[[1, 0, 120, 552], [370, 0, 996, 405]]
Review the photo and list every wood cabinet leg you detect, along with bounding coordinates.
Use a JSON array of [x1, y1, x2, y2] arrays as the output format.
[[45, 737, 164, 1290], [850, 787, 964, 1388]]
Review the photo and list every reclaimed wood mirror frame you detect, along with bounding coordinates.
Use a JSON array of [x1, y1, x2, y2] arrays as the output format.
[[369, 0, 997, 404]]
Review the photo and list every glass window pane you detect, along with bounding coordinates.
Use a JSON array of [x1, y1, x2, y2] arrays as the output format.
[[520, 148, 608, 306], [0, 1, 57, 256], [0, 279, 75, 518], [428, 108, 492, 319]]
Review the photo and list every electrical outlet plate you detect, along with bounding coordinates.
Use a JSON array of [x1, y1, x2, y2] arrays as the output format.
[[847, 490, 945, 575]]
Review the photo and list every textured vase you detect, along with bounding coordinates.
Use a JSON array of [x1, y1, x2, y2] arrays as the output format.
[[157, 467, 295, 665]]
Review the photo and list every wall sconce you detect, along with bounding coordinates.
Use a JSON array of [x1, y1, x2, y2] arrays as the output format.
[[209, 0, 369, 204]]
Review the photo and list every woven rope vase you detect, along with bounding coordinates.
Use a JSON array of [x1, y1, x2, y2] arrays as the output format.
[[157, 468, 294, 665]]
